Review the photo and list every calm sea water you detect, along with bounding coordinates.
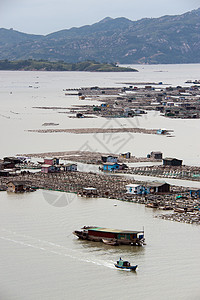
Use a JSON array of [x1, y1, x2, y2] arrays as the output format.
[[0, 64, 200, 300]]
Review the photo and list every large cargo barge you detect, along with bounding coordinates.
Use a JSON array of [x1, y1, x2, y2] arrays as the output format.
[[73, 226, 145, 246]]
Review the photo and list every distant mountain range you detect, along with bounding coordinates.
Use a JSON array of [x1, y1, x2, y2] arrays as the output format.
[[1, 8, 200, 64]]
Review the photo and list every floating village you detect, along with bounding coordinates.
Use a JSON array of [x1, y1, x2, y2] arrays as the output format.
[[59, 80, 200, 119], [1, 80, 200, 249], [1, 148, 200, 226], [32, 80, 200, 121], [1, 78, 200, 231]]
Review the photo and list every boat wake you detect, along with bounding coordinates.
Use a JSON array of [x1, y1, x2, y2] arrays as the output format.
[[0, 228, 115, 269]]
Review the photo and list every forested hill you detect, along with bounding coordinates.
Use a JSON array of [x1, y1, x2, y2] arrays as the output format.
[[0, 8, 200, 64], [0, 60, 137, 72]]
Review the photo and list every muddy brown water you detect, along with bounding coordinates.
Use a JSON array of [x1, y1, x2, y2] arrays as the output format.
[[1, 66, 200, 299]]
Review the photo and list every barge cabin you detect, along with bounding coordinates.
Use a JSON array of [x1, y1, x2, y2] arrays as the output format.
[[73, 226, 145, 246]]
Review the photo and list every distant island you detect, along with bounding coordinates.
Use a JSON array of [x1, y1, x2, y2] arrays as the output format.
[[0, 60, 138, 72]]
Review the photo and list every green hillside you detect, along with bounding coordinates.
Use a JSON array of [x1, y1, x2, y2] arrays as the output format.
[[0, 60, 137, 72]]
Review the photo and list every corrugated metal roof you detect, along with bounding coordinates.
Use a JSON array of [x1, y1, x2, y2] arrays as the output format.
[[151, 151, 162, 154], [8, 181, 30, 186], [146, 182, 168, 187], [163, 157, 182, 161], [88, 227, 143, 234]]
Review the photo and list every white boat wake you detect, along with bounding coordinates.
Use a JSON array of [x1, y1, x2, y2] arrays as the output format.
[[1, 228, 115, 269]]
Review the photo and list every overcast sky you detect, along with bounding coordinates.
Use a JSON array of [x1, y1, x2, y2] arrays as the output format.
[[1, 0, 200, 35]]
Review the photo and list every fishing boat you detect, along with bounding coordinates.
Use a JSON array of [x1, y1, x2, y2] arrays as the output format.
[[114, 258, 137, 271], [73, 226, 145, 246]]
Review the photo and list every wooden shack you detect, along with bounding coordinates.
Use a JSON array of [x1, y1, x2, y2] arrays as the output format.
[[101, 156, 118, 163], [3, 157, 21, 169], [0, 170, 10, 177], [64, 164, 77, 172], [121, 152, 131, 159], [44, 158, 59, 166], [189, 188, 200, 198], [7, 181, 25, 193], [126, 182, 170, 195], [41, 164, 55, 173], [3, 157, 21, 164], [82, 187, 97, 197], [150, 151, 163, 159], [76, 113, 83, 118], [163, 158, 183, 166], [146, 182, 170, 193], [103, 163, 120, 171], [126, 184, 146, 195]]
